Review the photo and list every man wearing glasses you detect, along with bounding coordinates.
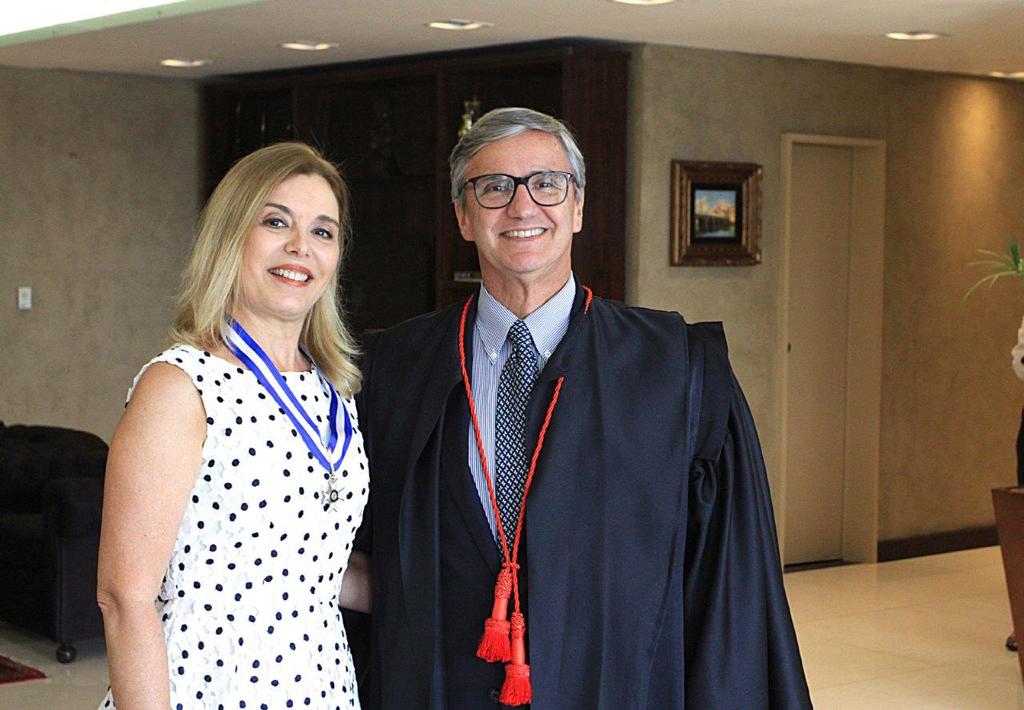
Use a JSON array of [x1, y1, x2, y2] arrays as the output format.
[[354, 107, 811, 709]]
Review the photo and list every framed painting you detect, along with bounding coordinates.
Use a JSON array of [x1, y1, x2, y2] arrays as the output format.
[[671, 161, 762, 266]]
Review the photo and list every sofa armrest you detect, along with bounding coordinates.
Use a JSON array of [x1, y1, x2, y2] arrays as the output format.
[[1, 445, 107, 513], [43, 477, 104, 538]]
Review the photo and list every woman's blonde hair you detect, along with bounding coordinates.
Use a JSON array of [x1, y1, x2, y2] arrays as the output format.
[[171, 142, 360, 395]]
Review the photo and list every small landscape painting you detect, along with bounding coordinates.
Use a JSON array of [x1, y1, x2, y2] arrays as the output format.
[[692, 188, 739, 241]]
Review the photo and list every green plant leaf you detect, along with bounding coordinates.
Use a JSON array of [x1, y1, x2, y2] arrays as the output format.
[[963, 270, 1017, 302], [977, 249, 1010, 259], [962, 241, 1024, 301]]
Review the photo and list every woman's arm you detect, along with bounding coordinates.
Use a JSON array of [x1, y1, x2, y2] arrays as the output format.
[[97, 363, 205, 709], [339, 551, 372, 613]]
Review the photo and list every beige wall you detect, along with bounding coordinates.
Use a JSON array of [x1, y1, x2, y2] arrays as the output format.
[[627, 44, 1024, 541], [0, 66, 200, 442], [4, 45, 1023, 543]]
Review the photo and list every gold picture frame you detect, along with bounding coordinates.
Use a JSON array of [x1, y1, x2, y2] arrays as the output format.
[[671, 160, 762, 266]]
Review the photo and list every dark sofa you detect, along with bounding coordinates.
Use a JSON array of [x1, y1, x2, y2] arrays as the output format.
[[0, 423, 107, 662]]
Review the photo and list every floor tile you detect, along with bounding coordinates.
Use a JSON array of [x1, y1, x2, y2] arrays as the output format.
[[0, 546, 1019, 708], [810, 665, 1024, 710]]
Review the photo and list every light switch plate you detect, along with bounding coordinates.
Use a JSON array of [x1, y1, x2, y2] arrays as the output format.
[[17, 286, 31, 310]]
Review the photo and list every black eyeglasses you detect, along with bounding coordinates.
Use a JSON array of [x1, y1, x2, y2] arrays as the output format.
[[462, 171, 575, 209]]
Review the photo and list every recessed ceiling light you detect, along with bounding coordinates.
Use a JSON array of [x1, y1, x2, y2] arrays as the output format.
[[280, 40, 338, 52], [990, 71, 1024, 80], [611, 0, 677, 5], [160, 58, 212, 68], [426, 19, 493, 31], [885, 31, 948, 41]]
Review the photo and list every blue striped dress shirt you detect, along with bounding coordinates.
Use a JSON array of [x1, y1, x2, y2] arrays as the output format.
[[468, 276, 576, 538]]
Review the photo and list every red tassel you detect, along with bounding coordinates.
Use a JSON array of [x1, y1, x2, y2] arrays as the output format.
[[476, 569, 513, 662], [500, 664, 531, 706], [499, 611, 532, 706], [476, 617, 511, 662]]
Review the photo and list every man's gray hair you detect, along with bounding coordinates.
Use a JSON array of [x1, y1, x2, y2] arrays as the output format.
[[449, 107, 586, 204]]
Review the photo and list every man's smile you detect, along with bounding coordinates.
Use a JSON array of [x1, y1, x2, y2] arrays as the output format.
[[500, 227, 547, 239]]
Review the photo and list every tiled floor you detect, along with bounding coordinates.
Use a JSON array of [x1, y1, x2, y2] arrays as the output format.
[[787, 546, 1023, 708], [0, 625, 107, 709], [0, 546, 1019, 708]]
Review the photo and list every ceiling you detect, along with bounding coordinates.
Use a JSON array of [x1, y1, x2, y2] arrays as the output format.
[[0, 0, 1022, 81]]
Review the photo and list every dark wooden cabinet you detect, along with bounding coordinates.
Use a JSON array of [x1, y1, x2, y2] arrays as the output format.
[[202, 42, 629, 333], [204, 88, 294, 196]]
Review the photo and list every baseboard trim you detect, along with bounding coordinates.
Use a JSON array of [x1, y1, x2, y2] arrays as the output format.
[[877, 526, 999, 562]]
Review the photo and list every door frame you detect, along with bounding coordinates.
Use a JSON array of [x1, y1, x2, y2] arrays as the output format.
[[777, 133, 886, 564]]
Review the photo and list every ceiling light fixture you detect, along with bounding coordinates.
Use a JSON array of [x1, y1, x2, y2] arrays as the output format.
[[426, 19, 493, 31], [160, 58, 212, 68], [885, 31, 948, 41], [990, 71, 1024, 80], [280, 40, 338, 51], [611, 0, 677, 5]]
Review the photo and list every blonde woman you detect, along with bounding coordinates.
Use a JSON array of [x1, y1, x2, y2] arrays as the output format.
[[97, 143, 370, 709]]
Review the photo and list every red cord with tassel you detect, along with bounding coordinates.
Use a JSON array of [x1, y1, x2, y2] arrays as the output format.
[[476, 566, 513, 662], [500, 610, 532, 705], [458, 288, 592, 708]]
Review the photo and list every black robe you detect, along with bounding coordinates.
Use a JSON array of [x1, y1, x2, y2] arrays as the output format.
[[352, 284, 812, 709]]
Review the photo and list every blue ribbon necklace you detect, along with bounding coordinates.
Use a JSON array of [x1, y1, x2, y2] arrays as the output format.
[[225, 319, 352, 509]]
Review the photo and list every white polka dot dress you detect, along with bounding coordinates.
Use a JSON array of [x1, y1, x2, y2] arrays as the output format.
[[99, 344, 367, 710]]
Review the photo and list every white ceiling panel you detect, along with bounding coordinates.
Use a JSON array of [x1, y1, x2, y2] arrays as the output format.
[[0, 0, 1021, 79]]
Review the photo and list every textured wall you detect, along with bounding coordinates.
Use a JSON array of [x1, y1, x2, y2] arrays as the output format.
[[0, 66, 200, 442], [3, 48, 1022, 542], [627, 44, 1024, 541], [881, 75, 1024, 538]]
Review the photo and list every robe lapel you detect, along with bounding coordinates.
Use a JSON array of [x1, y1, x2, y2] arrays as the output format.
[[396, 304, 464, 704], [397, 426, 445, 705], [440, 391, 503, 572], [403, 305, 466, 477], [398, 297, 504, 704], [536, 276, 588, 386]]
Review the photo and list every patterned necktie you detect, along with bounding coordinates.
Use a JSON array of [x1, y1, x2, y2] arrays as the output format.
[[494, 320, 540, 542]]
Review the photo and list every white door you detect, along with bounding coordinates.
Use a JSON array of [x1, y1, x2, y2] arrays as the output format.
[[783, 144, 854, 565]]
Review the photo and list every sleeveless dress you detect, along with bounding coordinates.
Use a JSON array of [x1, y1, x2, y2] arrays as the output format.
[[99, 344, 367, 710]]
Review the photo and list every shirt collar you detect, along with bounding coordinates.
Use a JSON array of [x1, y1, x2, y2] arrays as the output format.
[[476, 275, 576, 363]]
